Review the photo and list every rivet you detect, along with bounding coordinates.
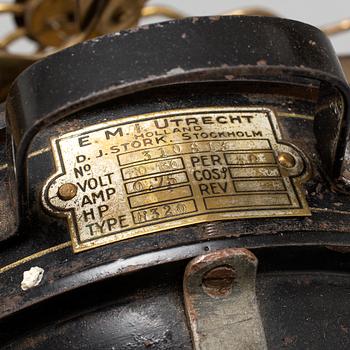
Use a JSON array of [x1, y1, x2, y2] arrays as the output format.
[[278, 152, 296, 168], [57, 183, 77, 201]]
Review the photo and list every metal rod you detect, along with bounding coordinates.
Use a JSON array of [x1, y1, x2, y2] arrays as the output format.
[[322, 19, 350, 36], [141, 6, 184, 20], [223, 7, 278, 17], [0, 3, 24, 15]]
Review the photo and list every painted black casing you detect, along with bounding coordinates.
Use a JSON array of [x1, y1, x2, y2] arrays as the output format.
[[0, 16, 349, 349]]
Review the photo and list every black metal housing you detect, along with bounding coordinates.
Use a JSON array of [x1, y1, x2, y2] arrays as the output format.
[[0, 16, 349, 349]]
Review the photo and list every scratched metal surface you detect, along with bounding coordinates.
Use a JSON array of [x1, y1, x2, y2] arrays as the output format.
[[0, 17, 349, 349], [0, 83, 350, 321], [0, 247, 349, 349]]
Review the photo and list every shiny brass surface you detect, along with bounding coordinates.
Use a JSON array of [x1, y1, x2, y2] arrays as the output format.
[[98, 0, 145, 34], [0, 0, 147, 98], [25, 0, 79, 47], [141, 5, 184, 20], [0, 2, 23, 14], [42, 107, 310, 252], [278, 152, 296, 169], [0, 241, 71, 275], [322, 18, 350, 36], [224, 7, 278, 17], [0, 0, 147, 50]]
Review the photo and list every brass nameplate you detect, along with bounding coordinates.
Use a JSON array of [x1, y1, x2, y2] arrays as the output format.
[[42, 107, 310, 252]]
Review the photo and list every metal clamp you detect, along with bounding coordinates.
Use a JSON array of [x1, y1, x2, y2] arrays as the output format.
[[184, 248, 267, 350]]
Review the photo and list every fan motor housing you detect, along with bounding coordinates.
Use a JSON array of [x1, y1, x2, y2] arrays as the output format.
[[0, 16, 350, 350]]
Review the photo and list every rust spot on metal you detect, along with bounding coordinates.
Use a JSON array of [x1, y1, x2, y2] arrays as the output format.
[[143, 339, 154, 347], [282, 335, 298, 347], [326, 245, 350, 253], [340, 324, 349, 334], [202, 265, 235, 297]]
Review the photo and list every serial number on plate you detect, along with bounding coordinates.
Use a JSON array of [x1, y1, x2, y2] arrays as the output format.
[[42, 107, 310, 252]]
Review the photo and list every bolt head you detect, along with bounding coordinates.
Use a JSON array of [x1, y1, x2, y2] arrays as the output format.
[[202, 265, 236, 297]]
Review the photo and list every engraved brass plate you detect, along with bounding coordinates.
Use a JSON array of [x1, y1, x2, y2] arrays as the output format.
[[42, 107, 310, 252]]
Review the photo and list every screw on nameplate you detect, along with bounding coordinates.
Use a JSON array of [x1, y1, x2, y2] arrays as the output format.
[[278, 152, 296, 168], [58, 183, 77, 200], [183, 248, 267, 350]]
